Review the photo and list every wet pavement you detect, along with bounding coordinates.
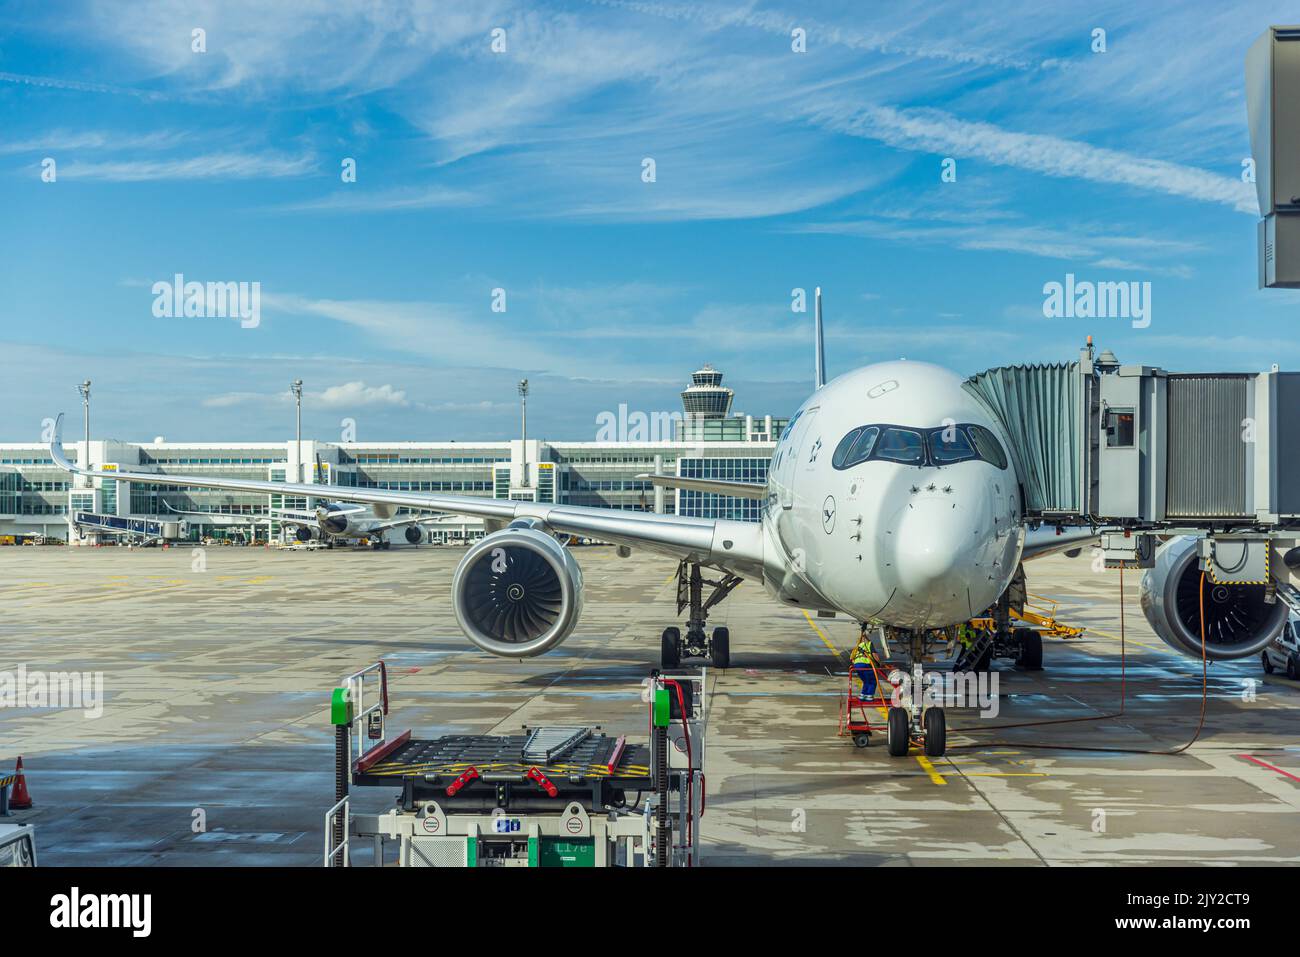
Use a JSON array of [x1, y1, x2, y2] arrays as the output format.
[[1, 543, 1298, 866]]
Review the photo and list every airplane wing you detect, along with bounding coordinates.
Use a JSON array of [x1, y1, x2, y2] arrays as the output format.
[[636, 473, 767, 500], [163, 502, 320, 528], [364, 513, 455, 534], [1022, 525, 1098, 561], [49, 414, 764, 574]]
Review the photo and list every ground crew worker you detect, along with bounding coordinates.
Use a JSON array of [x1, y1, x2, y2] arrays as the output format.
[[850, 635, 880, 701], [956, 621, 981, 668]]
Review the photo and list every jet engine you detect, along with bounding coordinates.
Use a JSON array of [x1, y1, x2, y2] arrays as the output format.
[[1139, 536, 1287, 660], [404, 526, 423, 545], [294, 526, 314, 542], [451, 525, 584, 657], [317, 504, 350, 536]]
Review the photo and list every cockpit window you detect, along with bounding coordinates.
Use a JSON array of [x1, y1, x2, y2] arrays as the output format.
[[928, 426, 977, 465], [832, 426, 879, 469], [967, 425, 1008, 470], [831, 422, 1009, 470], [875, 428, 925, 465]]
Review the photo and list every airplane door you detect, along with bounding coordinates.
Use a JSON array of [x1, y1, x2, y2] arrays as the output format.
[[777, 408, 819, 509]]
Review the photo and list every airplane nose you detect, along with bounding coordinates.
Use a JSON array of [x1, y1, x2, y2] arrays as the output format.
[[895, 528, 962, 587], [885, 491, 989, 622]]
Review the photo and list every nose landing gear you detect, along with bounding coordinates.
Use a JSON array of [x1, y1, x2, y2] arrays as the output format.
[[886, 648, 949, 758], [660, 561, 742, 669]]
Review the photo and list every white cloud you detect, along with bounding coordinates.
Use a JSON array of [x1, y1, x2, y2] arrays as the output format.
[[807, 102, 1257, 213], [271, 185, 481, 213], [315, 381, 409, 408], [0, 129, 193, 155], [796, 217, 1201, 275], [203, 381, 409, 409], [0, 70, 167, 101], [60, 151, 315, 181]]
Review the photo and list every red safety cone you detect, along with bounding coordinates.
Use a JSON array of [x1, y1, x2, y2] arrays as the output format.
[[9, 756, 33, 810]]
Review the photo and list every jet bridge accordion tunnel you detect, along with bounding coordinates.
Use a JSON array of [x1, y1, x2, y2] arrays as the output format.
[[965, 343, 1300, 660]]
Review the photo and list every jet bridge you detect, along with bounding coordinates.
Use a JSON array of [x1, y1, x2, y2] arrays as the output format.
[[965, 341, 1300, 532], [71, 511, 182, 543], [967, 342, 1300, 660]]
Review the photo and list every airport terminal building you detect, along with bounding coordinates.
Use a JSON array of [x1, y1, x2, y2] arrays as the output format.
[[0, 366, 787, 544]]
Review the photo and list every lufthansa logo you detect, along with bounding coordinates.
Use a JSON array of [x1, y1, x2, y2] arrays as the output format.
[[822, 495, 836, 534]]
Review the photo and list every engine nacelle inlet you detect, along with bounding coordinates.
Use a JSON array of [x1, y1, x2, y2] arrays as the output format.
[[1139, 536, 1287, 660], [404, 525, 423, 545], [294, 526, 314, 542], [451, 527, 584, 657]]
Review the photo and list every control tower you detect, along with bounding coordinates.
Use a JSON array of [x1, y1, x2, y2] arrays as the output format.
[[680, 364, 735, 420]]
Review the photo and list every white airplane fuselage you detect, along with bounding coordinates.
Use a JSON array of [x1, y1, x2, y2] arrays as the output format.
[[759, 360, 1025, 630]]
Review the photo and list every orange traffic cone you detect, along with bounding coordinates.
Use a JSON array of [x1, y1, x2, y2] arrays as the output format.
[[9, 756, 32, 810]]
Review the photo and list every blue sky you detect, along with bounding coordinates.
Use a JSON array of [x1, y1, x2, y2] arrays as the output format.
[[1, 0, 1297, 443]]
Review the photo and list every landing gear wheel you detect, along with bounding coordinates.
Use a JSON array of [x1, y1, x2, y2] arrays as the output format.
[[1263, 651, 1274, 675], [1288, 656, 1299, 681], [886, 706, 910, 757], [924, 707, 947, 757], [710, 626, 730, 669], [661, 627, 681, 669], [853, 732, 871, 748], [1015, 627, 1042, 670]]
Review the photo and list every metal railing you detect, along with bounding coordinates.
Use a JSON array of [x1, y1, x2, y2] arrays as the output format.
[[324, 795, 350, 867], [343, 661, 389, 763]]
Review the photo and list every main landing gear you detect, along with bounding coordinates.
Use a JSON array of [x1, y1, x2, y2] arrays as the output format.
[[660, 560, 742, 670]]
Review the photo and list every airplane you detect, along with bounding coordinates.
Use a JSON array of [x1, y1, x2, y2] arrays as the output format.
[[48, 292, 1284, 756], [162, 499, 446, 549]]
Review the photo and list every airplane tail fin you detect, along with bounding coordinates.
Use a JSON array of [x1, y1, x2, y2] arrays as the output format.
[[48, 412, 82, 474], [814, 286, 826, 390]]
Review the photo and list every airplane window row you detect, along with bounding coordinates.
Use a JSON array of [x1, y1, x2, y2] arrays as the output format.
[[832, 423, 1008, 470]]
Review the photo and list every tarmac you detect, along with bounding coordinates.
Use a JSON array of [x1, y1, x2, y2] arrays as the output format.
[[2, 542, 1299, 866]]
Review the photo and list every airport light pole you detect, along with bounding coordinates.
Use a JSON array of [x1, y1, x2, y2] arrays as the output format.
[[518, 379, 529, 487], [290, 379, 304, 484], [77, 380, 91, 488]]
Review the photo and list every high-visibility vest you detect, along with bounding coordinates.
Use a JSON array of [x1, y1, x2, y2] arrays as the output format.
[[851, 643, 876, 666]]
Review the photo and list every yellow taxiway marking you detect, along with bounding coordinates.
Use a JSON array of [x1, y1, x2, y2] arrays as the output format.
[[244, 576, 273, 583], [914, 754, 947, 785], [801, 610, 843, 660]]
